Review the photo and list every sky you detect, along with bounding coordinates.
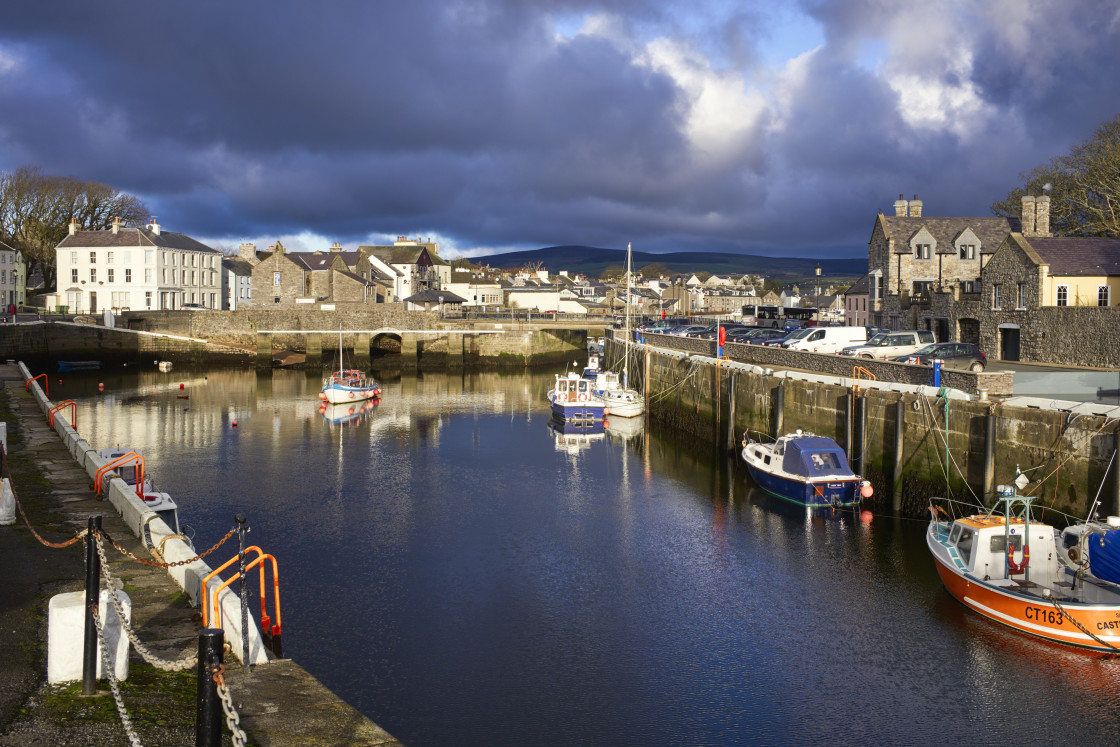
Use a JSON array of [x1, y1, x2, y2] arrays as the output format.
[[1, 0, 1118, 260]]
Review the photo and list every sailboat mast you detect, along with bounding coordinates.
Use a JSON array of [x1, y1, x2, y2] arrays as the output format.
[[624, 242, 631, 388]]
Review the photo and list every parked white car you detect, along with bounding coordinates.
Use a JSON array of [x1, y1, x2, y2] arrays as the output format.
[[839, 330, 936, 360], [782, 326, 868, 354]]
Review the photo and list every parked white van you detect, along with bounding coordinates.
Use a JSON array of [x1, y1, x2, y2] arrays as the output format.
[[782, 326, 868, 354], [839, 330, 935, 360]]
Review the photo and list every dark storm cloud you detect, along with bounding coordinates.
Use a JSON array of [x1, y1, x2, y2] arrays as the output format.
[[0, 0, 1117, 256]]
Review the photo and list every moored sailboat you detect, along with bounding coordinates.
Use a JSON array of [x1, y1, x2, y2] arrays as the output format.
[[319, 326, 381, 405]]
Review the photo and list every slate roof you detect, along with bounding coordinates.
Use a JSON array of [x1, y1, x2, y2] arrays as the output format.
[[222, 257, 254, 276], [879, 215, 1020, 255], [1028, 237, 1120, 276], [402, 289, 467, 304], [58, 227, 220, 253], [286, 253, 339, 271], [846, 273, 871, 295]]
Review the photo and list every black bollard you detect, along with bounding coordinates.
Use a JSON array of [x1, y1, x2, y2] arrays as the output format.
[[81, 515, 102, 695], [235, 514, 251, 667], [196, 628, 224, 746]]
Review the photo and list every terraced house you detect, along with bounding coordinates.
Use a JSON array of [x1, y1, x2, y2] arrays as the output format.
[[54, 217, 222, 313], [0, 239, 27, 310]]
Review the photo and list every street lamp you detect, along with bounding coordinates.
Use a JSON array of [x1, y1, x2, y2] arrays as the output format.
[[438, 295, 444, 319]]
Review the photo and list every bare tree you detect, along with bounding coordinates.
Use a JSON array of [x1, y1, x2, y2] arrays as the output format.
[[991, 115, 1120, 237], [0, 166, 149, 290]]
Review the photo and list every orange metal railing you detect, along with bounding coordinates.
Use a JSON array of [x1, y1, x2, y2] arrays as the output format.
[[25, 373, 47, 398], [202, 546, 283, 656], [94, 451, 145, 497], [852, 366, 876, 395], [48, 400, 76, 429]]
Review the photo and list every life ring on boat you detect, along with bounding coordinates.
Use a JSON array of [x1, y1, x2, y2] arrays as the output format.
[[1007, 543, 1030, 574], [579, 394, 587, 401]]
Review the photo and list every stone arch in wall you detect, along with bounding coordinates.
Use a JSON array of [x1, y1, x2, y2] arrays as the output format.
[[371, 332, 402, 358]]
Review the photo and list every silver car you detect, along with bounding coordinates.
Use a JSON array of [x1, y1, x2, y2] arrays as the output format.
[[840, 330, 935, 359]]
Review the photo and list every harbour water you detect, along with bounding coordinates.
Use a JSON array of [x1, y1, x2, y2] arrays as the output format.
[[61, 367, 1120, 745]]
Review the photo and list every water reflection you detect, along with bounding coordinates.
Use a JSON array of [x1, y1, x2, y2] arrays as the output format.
[[55, 366, 1120, 746]]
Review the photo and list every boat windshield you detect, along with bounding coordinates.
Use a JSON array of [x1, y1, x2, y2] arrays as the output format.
[[807, 452, 841, 472]]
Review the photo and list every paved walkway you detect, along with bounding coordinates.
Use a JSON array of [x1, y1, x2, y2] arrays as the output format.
[[0, 364, 400, 745]]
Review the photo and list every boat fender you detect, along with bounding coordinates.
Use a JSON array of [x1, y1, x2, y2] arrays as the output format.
[[348, 391, 355, 399], [859, 480, 874, 499], [1068, 547, 1080, 563]]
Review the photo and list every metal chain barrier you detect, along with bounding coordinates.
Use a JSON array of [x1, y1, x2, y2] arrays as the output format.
[[0, 442, 87, 548], [1048, 596, 1120, 654], [210, 663, 248, 746], [90, 605, 144, 747], [93, 533, 198, 672], [100, 527, 237, 568]]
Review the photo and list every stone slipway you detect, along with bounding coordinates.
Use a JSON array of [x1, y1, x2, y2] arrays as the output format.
[[0, 363, 401, 746]]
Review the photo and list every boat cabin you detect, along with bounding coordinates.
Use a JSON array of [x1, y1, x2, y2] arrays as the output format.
[[774, 435, 853, 479], [555, 373, 594, 402], [944, 514, 1059, 582]]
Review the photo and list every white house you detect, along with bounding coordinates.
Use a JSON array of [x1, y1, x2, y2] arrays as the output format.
[[222, 257, 254, 310], [55, 218, 223, 313], [444, 268, 503, 310]]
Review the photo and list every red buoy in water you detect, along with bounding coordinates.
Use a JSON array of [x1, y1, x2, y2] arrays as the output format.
[[232, 420, 238, 428], [180, 383, 185, 390], [98, 382, 104, 392]]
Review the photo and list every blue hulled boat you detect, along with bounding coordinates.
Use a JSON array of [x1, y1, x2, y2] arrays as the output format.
[[741, 430, 873, 507], [548, 372, 606, 422]]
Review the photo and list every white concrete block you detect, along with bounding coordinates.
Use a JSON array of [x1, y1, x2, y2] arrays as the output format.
[[47, 589, 131, 684], [0, 478, 15, 525]]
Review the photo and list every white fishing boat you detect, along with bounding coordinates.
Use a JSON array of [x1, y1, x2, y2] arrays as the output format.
[[928, 472, 1120, 652], [319, 326, 381, 405]]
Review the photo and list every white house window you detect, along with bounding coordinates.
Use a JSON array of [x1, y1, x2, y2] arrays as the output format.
[[71, 269, 78, 283], [107, 268, 114, 282], [125, 269, 132, 283], [1056, 285, 1068, 306], [992, 283, 1002, 310], [89, 251, 96, 263], [145, 250, 154, 264], [71, 251, 77, 264], [107, 251, 114, 263], [145, 291, 152, 308], [145, 268, 153, 283], [90, 269, 96, 282], [916, 244, 931, 260], [124, 251, 131, 263], [959, 244, 976, 260], [1099, 285, 1110, 306]]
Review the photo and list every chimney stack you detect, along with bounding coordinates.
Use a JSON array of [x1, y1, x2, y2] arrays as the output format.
[[111, 216, 122, 234], [239, 242, 257, 262], [148, 217, 160, 236], [893, 194, 908, 217], [68, 218, 79, 236], [330, 242, 343, 252], [908, 194, 922, 218], [1021, 195, 1037, 235], [1035, 195, 1051, 236]]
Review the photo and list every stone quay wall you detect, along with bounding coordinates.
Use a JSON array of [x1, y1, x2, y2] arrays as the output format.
[[606, 336, 1119, 518], [632, 331, 1013, 397]]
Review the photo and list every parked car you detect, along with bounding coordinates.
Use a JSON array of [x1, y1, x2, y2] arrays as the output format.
[[671, 324, 710, 337], [696, 323, 749, 339], [760, 328, 814, 347], [895, 342, 987, 372], [731, 328, 786, 344], [637, 318, 688, 333], [782, 326, 868, 353], [181, 303, 208, 310], [840, 330, 935, 359]]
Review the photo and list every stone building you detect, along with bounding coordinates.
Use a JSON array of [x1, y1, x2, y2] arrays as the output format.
[[844, 273, 871, 327], [248, 242, 389, 307], [980, 233, 1120, 365], [0, 239, 27, 310], [866, 194, 1023, 340]]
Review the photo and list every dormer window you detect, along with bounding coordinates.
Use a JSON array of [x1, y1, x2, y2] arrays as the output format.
[[916, 244, 931, 260], [959, 244, 976, 260]]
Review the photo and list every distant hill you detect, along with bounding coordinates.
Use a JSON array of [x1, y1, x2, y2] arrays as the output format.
[[474, 245, 866, 280]]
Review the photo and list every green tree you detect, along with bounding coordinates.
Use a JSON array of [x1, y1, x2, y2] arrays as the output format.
[[991, 114, 1120, 237], [639, 262, 669, 279], [599, 264, 625, 280], [0, 166, 149, 290]]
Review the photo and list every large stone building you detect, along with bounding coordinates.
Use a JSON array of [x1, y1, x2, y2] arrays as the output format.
[[55, 218, 222, 313], [247, 242, 391, 307], [867, 194, 1023, 341]]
